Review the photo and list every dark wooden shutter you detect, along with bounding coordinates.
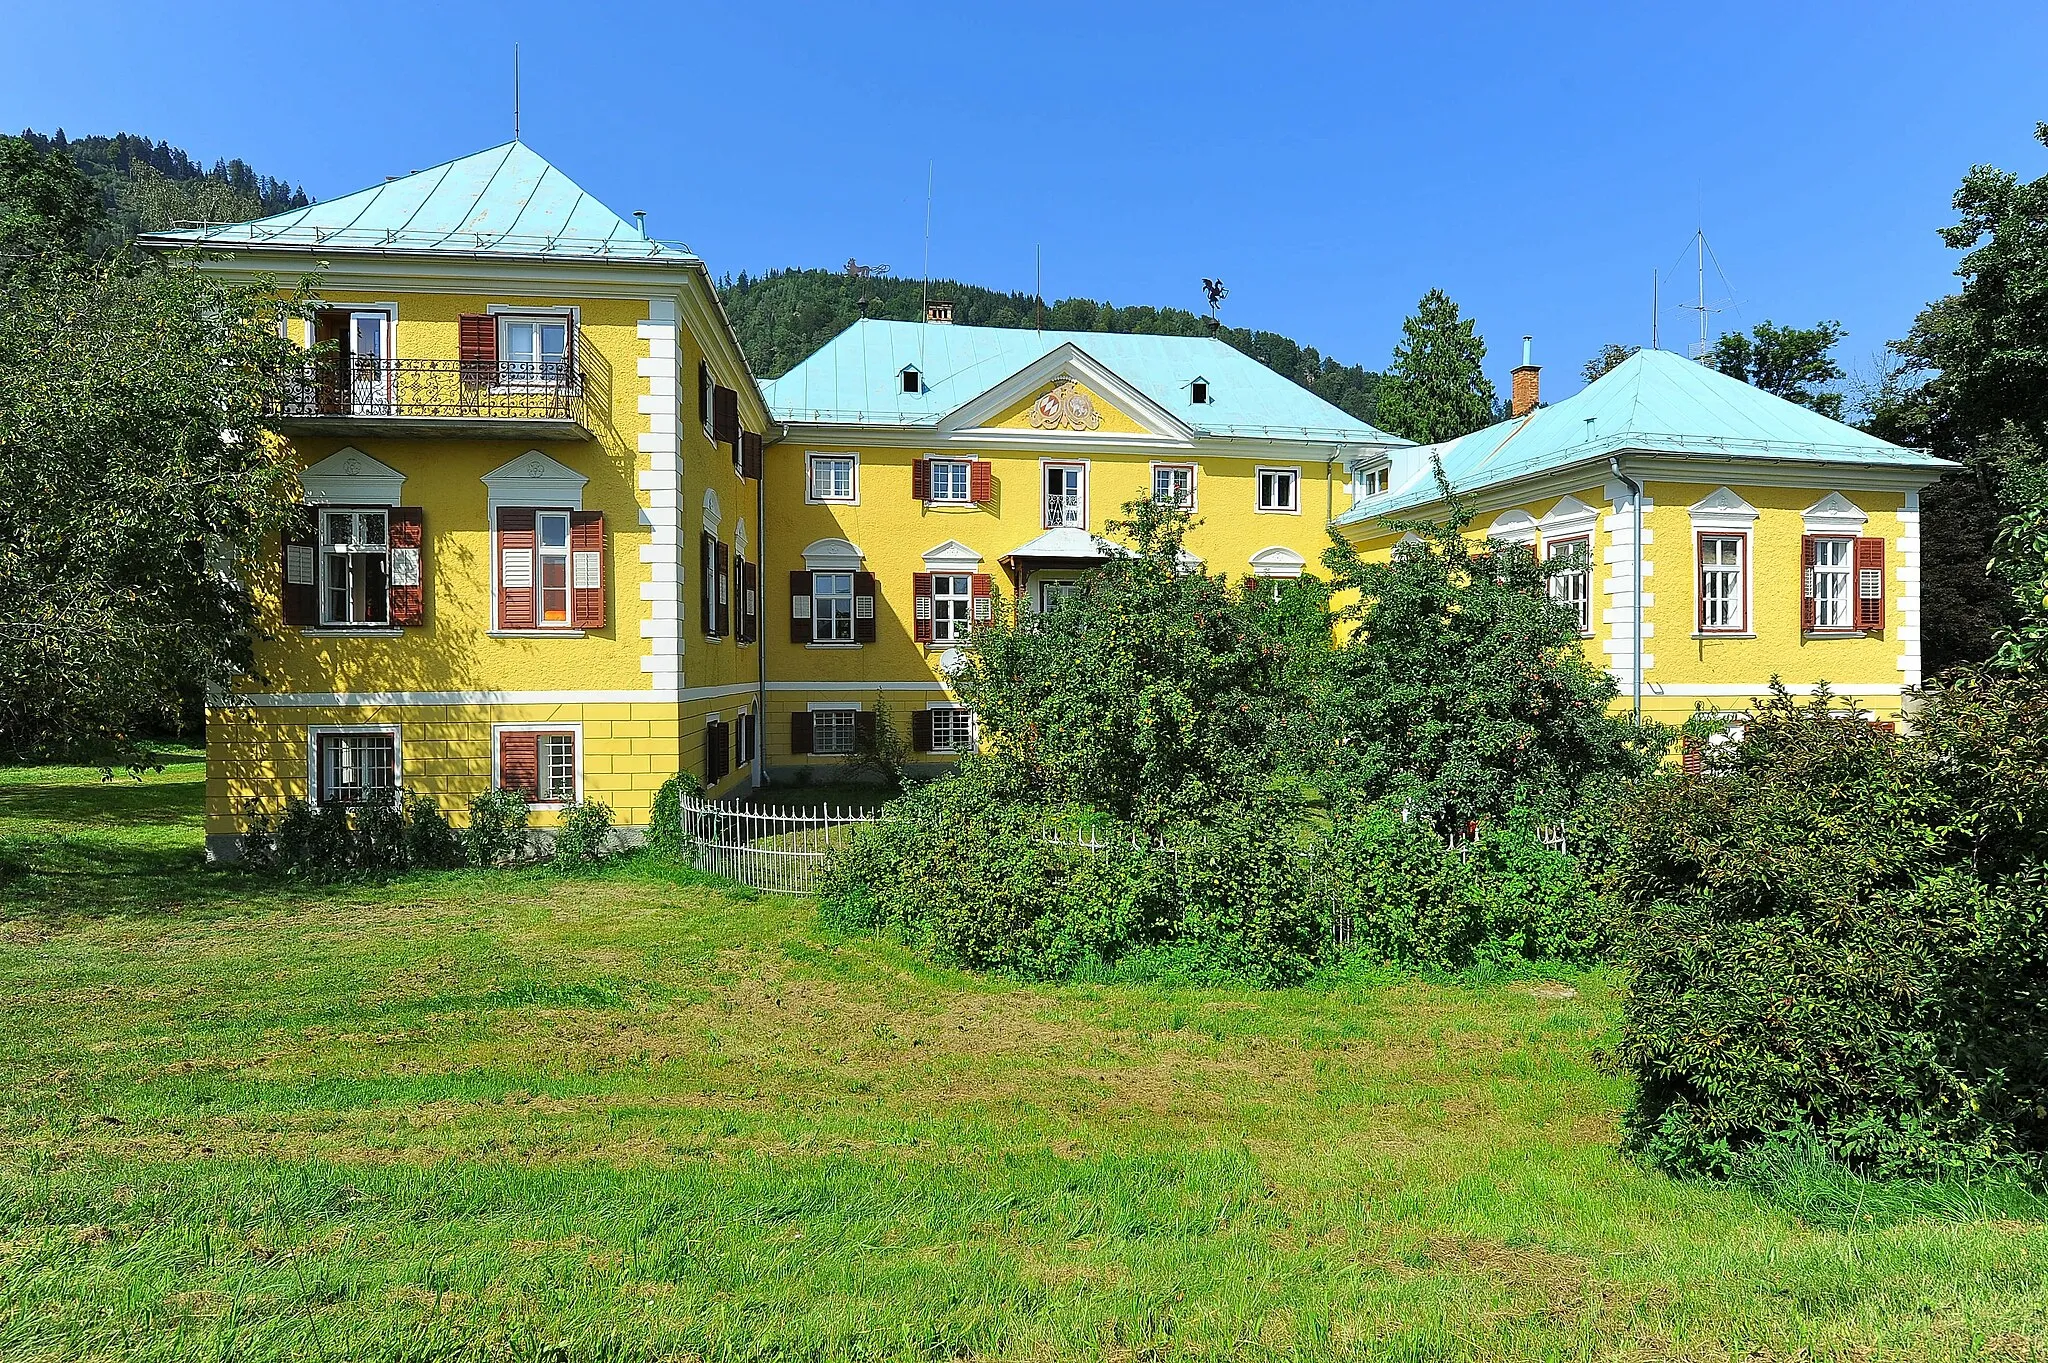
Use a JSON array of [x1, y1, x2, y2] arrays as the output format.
[[911, 709, 934, 753], [1680, 739, 1702, 777], [713, 385, 740, 447], [790, 569, 813, 644], [569, 511, 606, 629], [855, 711, 877, 747], [912, 571, 934, 644], [281, 508, 318, 626], [970, 460, 993, 504], [971, 572, 993, 624], [911, 459, 930, 502], [740, 430, 763, 480], [1855, 535, 1886, 631], [499, 731, 540, 800], [706, 720, 728, 782], [1799, 534, 1818, 633], [791, 711, 813, 755], [389, 506, 425, 626], [700, 532, 717, 636], [459, 314, 496, 387], [715, 541, 731, 637], [853, 571, 877, 643], [497, 508, 537, 629]]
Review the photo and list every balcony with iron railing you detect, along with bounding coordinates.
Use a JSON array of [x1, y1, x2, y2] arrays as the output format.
[[272, 350, 601, 441], [1044, 490, 1085, 528]]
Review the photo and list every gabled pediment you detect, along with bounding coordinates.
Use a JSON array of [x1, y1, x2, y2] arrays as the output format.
[[935, 342, 1195, 443], [1803, 491, 1868, 533], [1540, 494, 1599, 536], [921, 539, 983, 570], [481, 450, 588, 513], [1689, 485, 1758, 528], [301, 447, 404, 504]]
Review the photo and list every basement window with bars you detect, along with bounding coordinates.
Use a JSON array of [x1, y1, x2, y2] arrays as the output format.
[[929, 707, 975, 753], [315, 731, 396, 806], [811, 709, 858, 756]]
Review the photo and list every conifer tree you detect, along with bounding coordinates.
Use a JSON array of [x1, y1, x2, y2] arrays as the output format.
[[1374, 289, 1498, 445]]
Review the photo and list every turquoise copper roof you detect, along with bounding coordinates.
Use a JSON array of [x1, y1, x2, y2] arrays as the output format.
[[1334, 347, 1956, 526], [761, 319, 1405, 445], [141, 142, 692, 262]]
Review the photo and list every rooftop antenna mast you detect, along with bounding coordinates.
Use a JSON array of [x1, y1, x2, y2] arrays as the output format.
[[1683, 227, 1721, 361], [1035, 245, 1043, 331], [513, 43, 520, 142]]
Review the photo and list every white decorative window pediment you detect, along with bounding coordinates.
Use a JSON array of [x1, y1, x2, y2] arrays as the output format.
[[1486, 509, 1539, 546], [922, 539, 983, 571], [1802, 491, 1869, 535], [1249, 545, 1308, 578], [701, 488, 722, 535], [481, 450, 587, 517], [1689, 486, 1759, 532], [802, 537, 865, 571], [1540, 494, 1599, 539], [302, 447, 405, 505]]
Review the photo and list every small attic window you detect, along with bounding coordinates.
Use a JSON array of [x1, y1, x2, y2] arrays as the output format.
[[1190, 379, 1209, 405], [901, 368, 922, 395]]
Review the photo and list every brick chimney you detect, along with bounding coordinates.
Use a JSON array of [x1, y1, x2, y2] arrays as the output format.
[[925, 299, 954, 324], [1510, 334, 1540, 418]]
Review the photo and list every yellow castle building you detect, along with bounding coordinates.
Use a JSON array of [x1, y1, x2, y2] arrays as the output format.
[[143, 143, 1954, 856]]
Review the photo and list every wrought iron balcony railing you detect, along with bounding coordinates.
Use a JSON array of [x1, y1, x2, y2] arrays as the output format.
[[275, 356, 590, 428], [1044, 490, 1085, 528]]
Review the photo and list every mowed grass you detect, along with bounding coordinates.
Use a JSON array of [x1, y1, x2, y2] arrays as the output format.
[[1, 763, 2044, 1361]]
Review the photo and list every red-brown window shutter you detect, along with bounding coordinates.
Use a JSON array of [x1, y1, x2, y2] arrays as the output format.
[[281, 508, 318, 626], [713, 385, 740, 447], [715, 541, 731, 637], [499, 730, 540, 800], [389, 506, 426, 626], [1680, 739, 1702, 777], [740, 430, 763, 480], [969, 460, 993, 504], [911, 459, 930, 502], [569, 511, 606, 629], [855, 711, 877, 747], [911, 709, 934, 753], [790, 569, 814, 644], [459, 314, 496, 387], [700, 532, 717, 636], [970, 572, 993, 623], [791, 711, 814, 755], [1855, 535, 1886, 631], [853, 571, 878, 643], [1799, 534, 1818, 633], [497, 508, 537, 629], [912, 571, 934, 643]]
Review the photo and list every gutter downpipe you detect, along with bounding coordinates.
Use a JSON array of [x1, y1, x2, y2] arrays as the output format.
[[756, 428, 771, 789], [1608, 456, 1643, 720]]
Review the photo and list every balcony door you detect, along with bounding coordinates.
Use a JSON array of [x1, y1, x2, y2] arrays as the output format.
[[347, 310, 392, 415], [1044, 463, 1084, 528]]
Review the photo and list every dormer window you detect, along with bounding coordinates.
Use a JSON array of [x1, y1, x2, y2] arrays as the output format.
[[1190, 379, 1209, 405], [1358, 464, 1390, 498], [901, 367, 922, 395]]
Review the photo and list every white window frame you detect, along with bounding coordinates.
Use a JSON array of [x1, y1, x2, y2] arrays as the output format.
[[699, 360, 717, 437], [318, 506, 393, 628], [489, 307, 574, 391], [1356, 463, 1391, 499], [806, 452, 859, 505], [1039, 577, 1080, 612], [930, 571, 973, 644], [809, 706, 860, 756], [1807, 535, 1860, 632], [491, 721, 584, 808], [926, 703, 977, 754], [1696, 531, 1751, 635], [1255, 465, 1301, 514], [306, 725, 401, 808], [1545, 535, 1593, 637], [811, 570, 856, 643], [1042, 460, 1088, 529], [1151, 462, 1197, 510], [926, 457, 973, 505]]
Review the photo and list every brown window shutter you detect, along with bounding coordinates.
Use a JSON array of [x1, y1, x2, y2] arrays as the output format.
[[1855, 535, 1886, 631], [853, 571, 878, 644], [707, 720, 728, 782], [855, 711, 877, 747], [497, 508, 537, 629], [459, 314, 496, 387], [715, 541, 731, 637], [790, 569, 814, 644], [970, 460, 993, 504], [970, 572, 994, 624], [312, 310, 350, 413], [1680, 739, 1702, 777], [1799, 534, 1818, 632], [713, 385, 740, 447], [569, 511, 606, 629], [911, 708, 934, 753], [911, 458, 930, 502], [912, 571, 933, 643], [499, 730, 540, 800], [700, 532, 716, 636], [389, 506, 426, 626], [791, 710, 813, 755], [741, 430, 763, 480], [281, 508, 319, 626]]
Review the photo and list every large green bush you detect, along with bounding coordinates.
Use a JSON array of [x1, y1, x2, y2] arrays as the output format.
[[1612, 678, 2048, 1181]]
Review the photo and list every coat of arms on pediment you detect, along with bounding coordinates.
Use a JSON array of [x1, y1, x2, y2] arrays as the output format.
[[1028, 381, 1103, 432]]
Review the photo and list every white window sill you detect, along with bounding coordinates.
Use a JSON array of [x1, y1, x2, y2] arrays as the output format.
[[923, 500, 982, 511], [302, 627, 403, 638], [806, 641, 863, 649], [1692, 631, 1756, 640], [1803, 630, 1874, 641], [489, 629, 586, 639]]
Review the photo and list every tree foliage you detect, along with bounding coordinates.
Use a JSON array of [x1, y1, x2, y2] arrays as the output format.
[[717, 267, 1384, 426], [1580, 343, 1639, 385], [1372, 289, 1499, 444], [14, 127, 309, 251], [1710, 320, 1848, 419], [0, 135, 311, 763]]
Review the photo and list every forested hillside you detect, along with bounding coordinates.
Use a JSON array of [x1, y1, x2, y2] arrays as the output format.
[[14, 129, 310, 251], [719, 267, 1384, 426]]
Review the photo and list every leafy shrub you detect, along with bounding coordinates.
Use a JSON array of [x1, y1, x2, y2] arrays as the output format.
[[1315, 808, 1477, 969], [551, 798, 616, 868], [644, 772, 702, 862], [464, 787, 531, 867], [402, 793, 464, 869], [1465, 815, 1609, 964], [1612, 679, 2048, 1182], [238, 788, 466, 881]]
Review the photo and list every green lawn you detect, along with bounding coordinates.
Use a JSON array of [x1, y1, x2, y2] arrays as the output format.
[[1, 762, 2044, 1361]]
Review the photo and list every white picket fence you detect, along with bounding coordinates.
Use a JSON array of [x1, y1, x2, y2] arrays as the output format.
[[680, 795, 876, 894]]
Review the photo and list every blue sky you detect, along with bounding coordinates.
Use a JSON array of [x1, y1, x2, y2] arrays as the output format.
[[8, 1, 2045, 402]]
